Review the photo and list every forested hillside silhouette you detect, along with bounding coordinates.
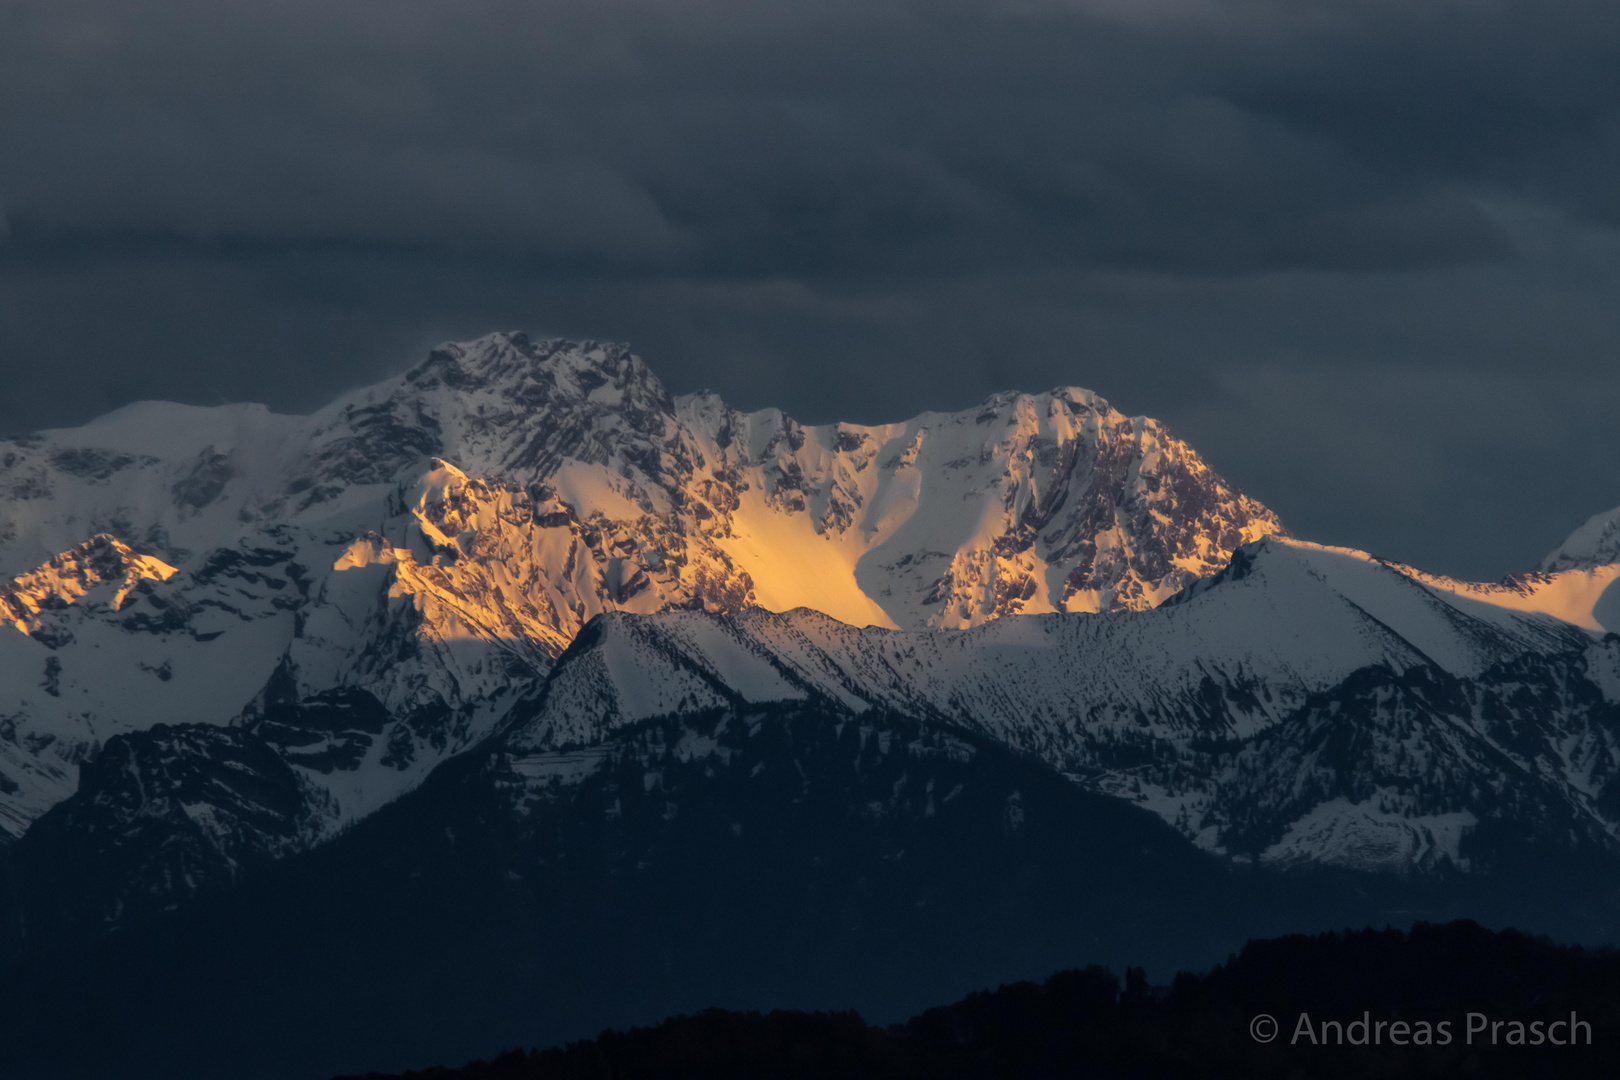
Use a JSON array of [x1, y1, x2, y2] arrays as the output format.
[[340, 920, 1619, 1079]]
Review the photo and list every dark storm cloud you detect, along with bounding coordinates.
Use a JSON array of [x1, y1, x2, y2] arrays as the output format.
[[0, 0, 1529, 274], [2, 0, 1618, 578]]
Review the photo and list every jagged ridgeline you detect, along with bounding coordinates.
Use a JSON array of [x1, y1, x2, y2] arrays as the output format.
[[0, 332, 1279, 857]]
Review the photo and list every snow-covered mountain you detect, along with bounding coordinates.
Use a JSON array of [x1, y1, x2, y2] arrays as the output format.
[[512, 536, 1620, 873], [1545, 504, 1620, 572], [0, 332, 1280, 852]]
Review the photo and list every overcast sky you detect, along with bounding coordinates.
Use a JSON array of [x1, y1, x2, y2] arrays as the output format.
[[2, 0, 1618, 579]]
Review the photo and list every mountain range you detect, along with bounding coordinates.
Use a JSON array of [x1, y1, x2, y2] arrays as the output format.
[[2, 332, 1619, 1079], [0, 333, 1281, 887]]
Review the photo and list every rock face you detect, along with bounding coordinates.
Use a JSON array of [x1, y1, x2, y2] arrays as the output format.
[[0, 332, 1282, 848]]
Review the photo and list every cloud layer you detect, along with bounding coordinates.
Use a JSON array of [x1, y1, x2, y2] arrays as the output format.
[[2, 0, 1618, 578]]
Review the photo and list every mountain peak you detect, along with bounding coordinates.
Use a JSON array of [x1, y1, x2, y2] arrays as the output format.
[[1, 534, 177, 635], [1543, 504, 1620, 572], [403, 333, 667, 404]]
